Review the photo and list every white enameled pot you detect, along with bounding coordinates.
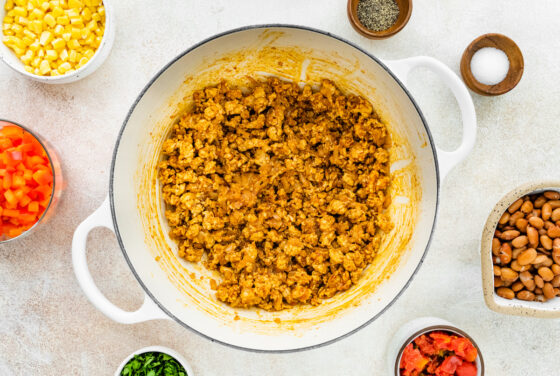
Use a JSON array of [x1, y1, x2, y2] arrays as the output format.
[[72, 25, 477, 352]]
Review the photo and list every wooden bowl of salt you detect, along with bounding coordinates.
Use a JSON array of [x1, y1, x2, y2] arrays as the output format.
[[460, 33, 524, 96]]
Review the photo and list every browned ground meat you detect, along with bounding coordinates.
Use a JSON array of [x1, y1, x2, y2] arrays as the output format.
[[158, 77, 392, 311]]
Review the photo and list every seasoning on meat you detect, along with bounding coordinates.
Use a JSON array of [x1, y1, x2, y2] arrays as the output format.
[[158, 77, 392, 311]]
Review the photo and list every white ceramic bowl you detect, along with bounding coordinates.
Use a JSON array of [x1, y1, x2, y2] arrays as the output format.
[[481, 181, 560, 318], [114, 346, 194, 376], [0, 0, 115, 84], [387, 317, 484, 375]]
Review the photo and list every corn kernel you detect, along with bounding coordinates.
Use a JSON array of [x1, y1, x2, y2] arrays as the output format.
[[68, 0, 82, 8], [69, 16, 82, 26], [28, 41, 39, 51], [22, 28, 36, 39], [14, 0, 26, 6], [91, 12, 99, 22], [83, 48, 94, 59], [5, 0, 15, 11], [37, 49, 44, 57], [56, 15, 69, 25], [45, 49, 58, 60], [67, 38, 80, 49], [15, 16, 29, 25], [40, 2, 50, 11], [77, 56, 88, 67], [68, 49, 77, 62], [39, 59, 51, 74], [13, 6, 27, 17], [70, 26, 80, 38], [29, 8, 44, 20], [52, 37, 65, 50], [22, 36, 35, 46], [13, 46, 26, 56], [81, 7, 91, 21], [53, 24, 64, 35], [11, 36, 26, 49], [59, 48, 68, 61], [62, 32, 71, 41], [66, 9, 79, 17], [24, 65, 34, 73], [43, 13, 55, 27], [31, 56, 40, 67], [39, 30, 53, 45], [29, 19, 43, 33], [84, 33, 94, 46], [11, 23, 23, 34], [57, 61, 71, 73], [79, 27, 89, 39], [51, 6, 63, 17]]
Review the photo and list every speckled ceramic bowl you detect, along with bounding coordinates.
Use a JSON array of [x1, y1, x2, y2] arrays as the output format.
[[481, 181, 560, 318]]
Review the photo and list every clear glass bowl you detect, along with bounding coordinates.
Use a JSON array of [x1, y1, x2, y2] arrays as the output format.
[[0, 120, 63, 243]]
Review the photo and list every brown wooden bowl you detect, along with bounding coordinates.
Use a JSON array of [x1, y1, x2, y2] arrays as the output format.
[[460, 33, 524, 96], [347, 0, 412, 40]]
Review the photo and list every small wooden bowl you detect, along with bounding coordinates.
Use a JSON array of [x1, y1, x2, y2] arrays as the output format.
[[460, 33, 524, 96], [347, 0, 412, 40]]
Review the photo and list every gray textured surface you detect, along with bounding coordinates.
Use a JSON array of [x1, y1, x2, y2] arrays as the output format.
[[1, 0, 559, 375]]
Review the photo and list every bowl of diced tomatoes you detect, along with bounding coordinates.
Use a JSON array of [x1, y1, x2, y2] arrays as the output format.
[[0, 120, 61, 242], [389, 317, 484, 376]]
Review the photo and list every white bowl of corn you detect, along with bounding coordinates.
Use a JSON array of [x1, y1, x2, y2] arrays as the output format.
[[0, 0, 114, 83]]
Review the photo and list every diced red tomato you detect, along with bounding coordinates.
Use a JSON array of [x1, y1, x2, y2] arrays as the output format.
[[2, 172, 12, 190], [414, 334, 438, 356], [400, 344, 429, 376], [0, 123, 53, 239], [450, 337, 478, 363], [436, 355, 462, 375], [28, 201, 39, 212], [456, 361, 478, 376]]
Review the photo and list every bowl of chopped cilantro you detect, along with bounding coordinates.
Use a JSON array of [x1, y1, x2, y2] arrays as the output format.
[[115, 346, 193, 376]]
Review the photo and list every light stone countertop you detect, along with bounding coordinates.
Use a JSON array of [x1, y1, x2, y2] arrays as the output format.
[[1, 0, 560, 375]]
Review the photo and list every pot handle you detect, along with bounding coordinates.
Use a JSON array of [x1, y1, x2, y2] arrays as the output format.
[[384, 56, 477, 180], [72, 197, 169, 323]]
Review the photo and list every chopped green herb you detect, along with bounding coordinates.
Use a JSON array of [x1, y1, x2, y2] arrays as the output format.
[[121, 352, 187, 376]]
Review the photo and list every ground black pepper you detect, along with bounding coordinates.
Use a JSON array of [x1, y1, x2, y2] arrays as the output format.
[[357, 0, 400, 32]]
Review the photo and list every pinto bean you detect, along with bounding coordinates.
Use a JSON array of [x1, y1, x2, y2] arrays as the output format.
[[508, 198, 524, 214], [497, 287, 515, 299], [521, 201, 534, 213], [517, 248, 537, 265], [501, 230, 520, 240], [517, 290, 535, 301], [544, 191, 560, 200], [529, 216, 544, 229]]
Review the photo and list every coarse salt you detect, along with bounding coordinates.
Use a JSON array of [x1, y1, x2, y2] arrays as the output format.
[[470, 47, 510, 85]]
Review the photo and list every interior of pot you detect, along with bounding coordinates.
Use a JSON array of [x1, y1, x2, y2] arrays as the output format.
[[111, 26, 438, 351]]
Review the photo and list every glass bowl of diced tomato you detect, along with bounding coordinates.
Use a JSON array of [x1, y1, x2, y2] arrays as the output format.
[[389, 317, 484, 376], [0, 120, 62, 242]]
